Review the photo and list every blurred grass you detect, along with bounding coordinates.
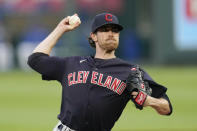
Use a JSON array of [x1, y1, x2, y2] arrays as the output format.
[[0, 66, 197, 131]]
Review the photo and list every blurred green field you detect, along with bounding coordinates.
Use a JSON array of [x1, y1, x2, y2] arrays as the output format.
[[0, 66, 197, 131]]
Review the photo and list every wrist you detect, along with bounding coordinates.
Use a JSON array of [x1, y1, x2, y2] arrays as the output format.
[[144, 95, 153, 107], [144, 95, 160, 107]]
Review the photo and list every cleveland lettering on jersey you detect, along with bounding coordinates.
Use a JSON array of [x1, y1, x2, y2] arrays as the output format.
[[67, 71, 126, 95], [68, 71, 90, 86]]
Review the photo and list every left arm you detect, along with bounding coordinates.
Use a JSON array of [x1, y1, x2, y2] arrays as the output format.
[[131, 92, 172, 115], [127, 65, 172, 115]]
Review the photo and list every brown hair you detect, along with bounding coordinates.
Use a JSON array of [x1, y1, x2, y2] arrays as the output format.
[[88, 36, 96, 48]]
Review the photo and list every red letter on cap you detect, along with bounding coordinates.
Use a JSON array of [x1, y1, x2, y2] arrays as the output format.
[[105, 14, 113, 22]]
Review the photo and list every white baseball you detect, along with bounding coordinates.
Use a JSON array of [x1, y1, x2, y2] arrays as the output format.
[[69, 15, 80, 25]]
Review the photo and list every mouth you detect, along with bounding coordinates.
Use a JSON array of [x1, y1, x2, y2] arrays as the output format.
[[106, 39, 116, 41]]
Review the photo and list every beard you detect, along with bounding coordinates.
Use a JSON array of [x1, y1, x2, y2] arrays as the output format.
[[98, 38, 119, 53]]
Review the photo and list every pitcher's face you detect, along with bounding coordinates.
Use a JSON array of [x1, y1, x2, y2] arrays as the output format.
[[93, 25, 120, 52]]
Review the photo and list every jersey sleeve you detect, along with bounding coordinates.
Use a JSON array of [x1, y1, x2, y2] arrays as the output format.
[[142, 69, 167, 98], [27, 52, 66, 82], [142, 69, 173, 115]]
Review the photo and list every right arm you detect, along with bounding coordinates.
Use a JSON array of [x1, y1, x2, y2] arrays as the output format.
[[28, 14, 81, 81], [33, 14, 81, 55]]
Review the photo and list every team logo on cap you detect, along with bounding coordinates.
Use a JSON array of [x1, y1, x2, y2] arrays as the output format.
[[105, 14, 113, 22]]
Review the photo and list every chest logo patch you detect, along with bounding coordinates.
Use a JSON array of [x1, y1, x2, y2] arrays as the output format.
[[67, 71, 126, 95]]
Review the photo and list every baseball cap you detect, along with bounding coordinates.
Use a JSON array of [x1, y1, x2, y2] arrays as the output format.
[[91, 12, 123, 33]]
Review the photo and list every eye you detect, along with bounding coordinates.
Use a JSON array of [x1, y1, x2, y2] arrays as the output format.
[[97, 26, 120, 33], [112, 28, 119, 33], [97, 28, 107, 32]]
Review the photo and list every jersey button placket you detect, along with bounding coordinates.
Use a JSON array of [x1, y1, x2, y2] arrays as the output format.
[[84, 81, 91, 126], [84, 104, 91, 126]]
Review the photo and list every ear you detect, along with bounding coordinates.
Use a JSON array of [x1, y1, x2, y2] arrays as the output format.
[[90, 32, 97, 42]]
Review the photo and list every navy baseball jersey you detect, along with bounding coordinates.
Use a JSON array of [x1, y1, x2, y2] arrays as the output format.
[[28, 53, 172, 131]]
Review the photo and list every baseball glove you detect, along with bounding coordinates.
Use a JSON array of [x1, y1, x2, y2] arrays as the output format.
[[126, 65, 152, 110]]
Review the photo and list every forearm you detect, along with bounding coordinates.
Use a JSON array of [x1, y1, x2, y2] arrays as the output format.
[[32, 14, 81, 55], [33, 26, 65, 55], [145, 96, 171, 115]]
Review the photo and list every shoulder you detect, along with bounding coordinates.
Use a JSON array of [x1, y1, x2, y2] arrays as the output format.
[[116, 58, 153, 79]]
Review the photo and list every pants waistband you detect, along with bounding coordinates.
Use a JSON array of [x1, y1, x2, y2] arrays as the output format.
[[57, 121, 75, 131]]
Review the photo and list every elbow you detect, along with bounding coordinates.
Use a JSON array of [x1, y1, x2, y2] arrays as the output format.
[[165, 103, 173, 116], [158, 108, 172, 116], [158, 102, 173, 116], [27, 52, 49, 71], [27, 54, 34, 68], [27, 53, 43, 69]]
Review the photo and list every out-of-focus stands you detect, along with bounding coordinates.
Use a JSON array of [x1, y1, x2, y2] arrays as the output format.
[[0, 0, 66, 71], [0, 0, 146, 71], [0, 20, 13, 71]]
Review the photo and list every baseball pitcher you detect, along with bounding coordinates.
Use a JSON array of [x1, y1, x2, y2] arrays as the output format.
[[28, 13, 172, 131]]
